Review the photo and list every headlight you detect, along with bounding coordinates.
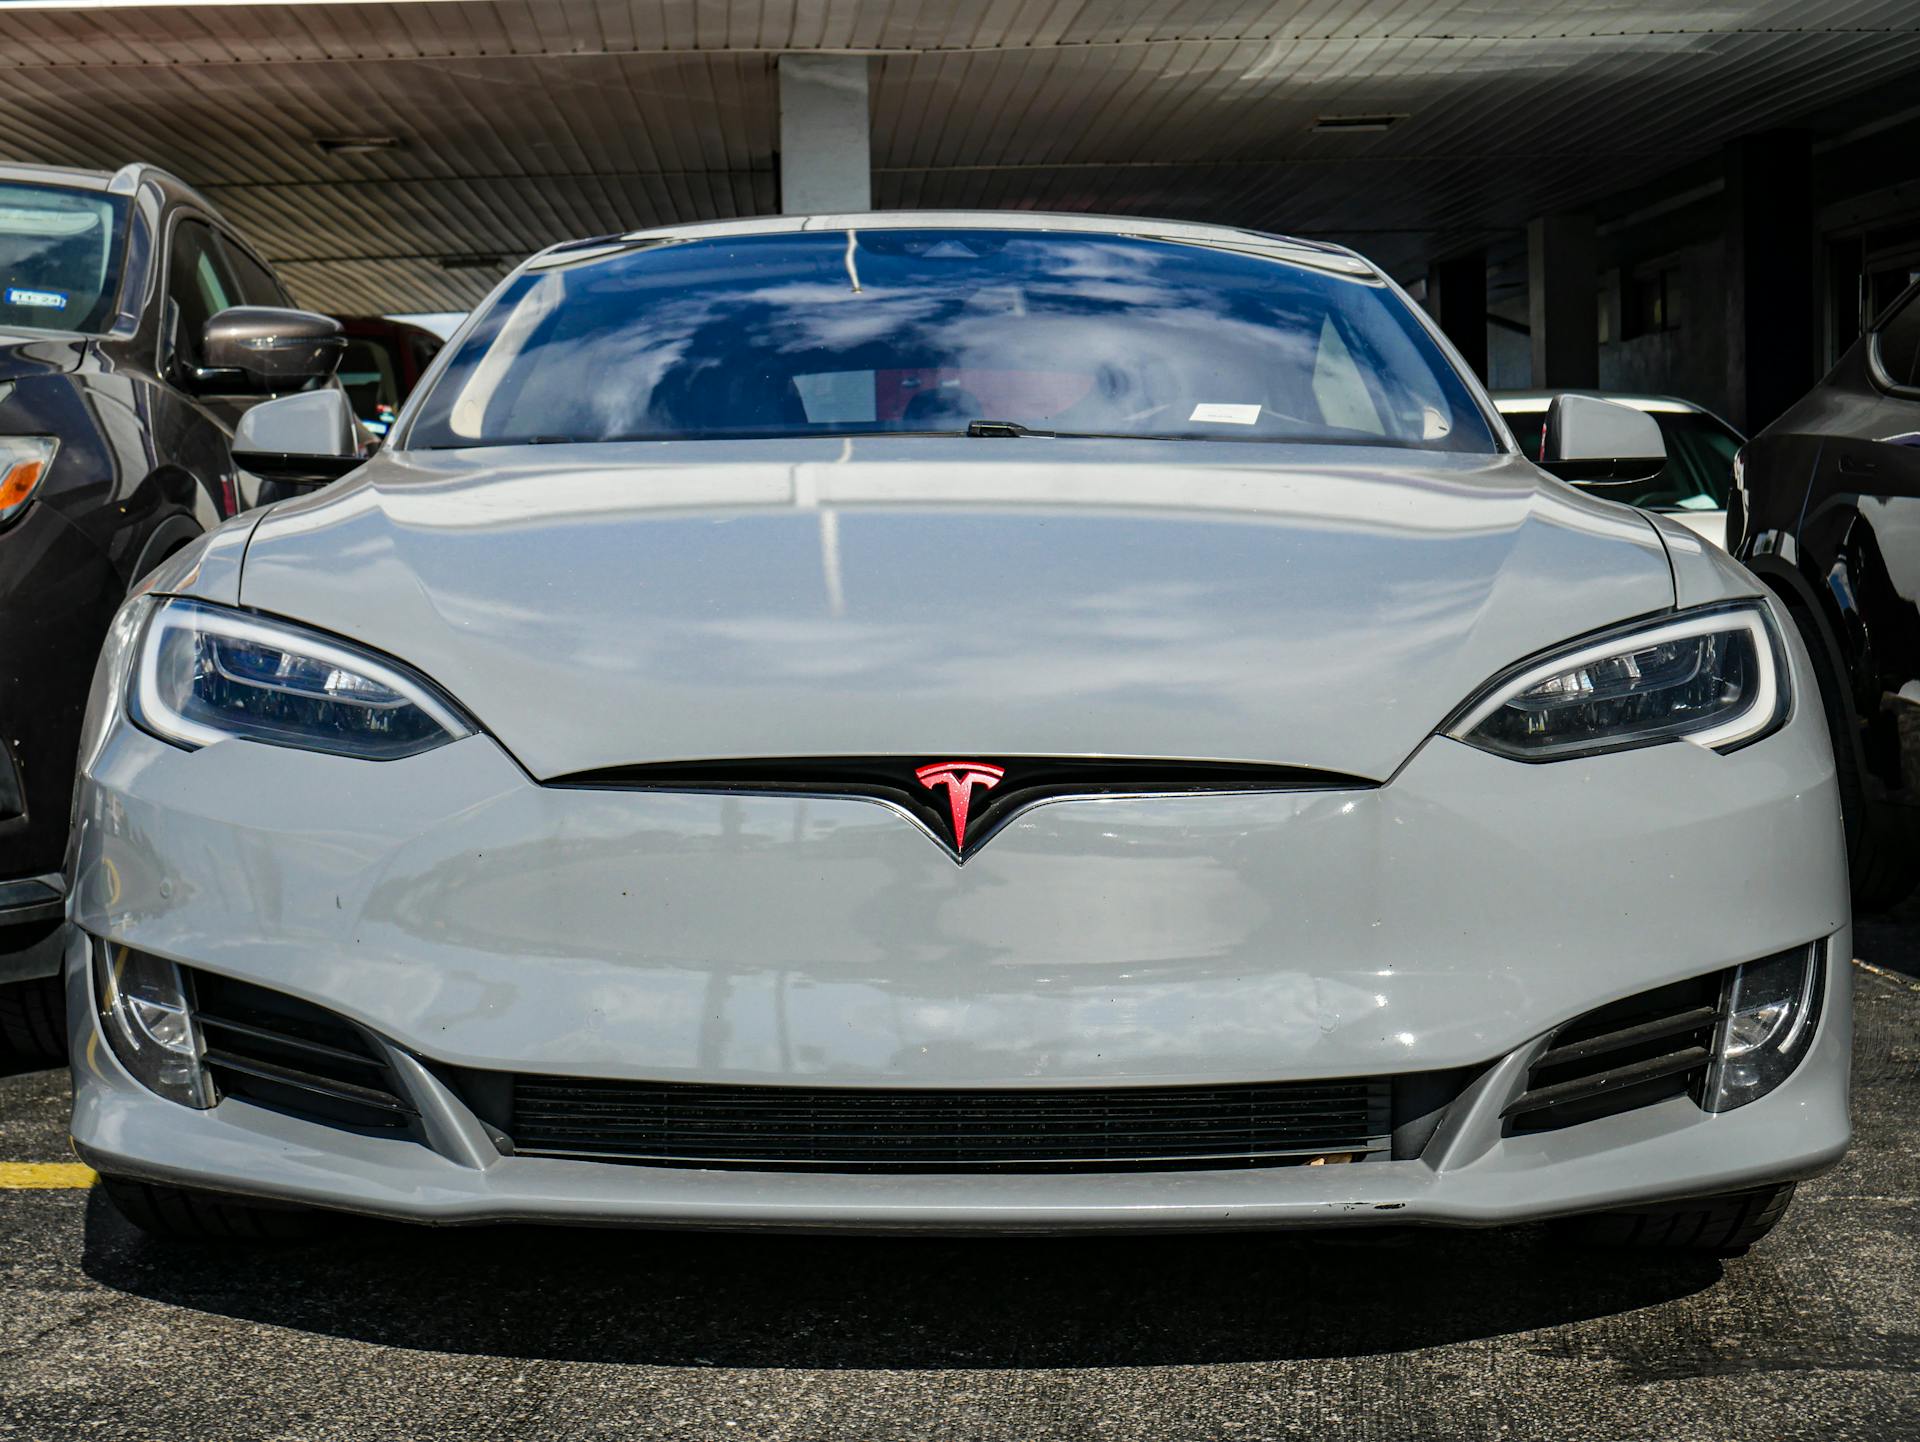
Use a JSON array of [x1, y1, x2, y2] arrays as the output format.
[[130, 597, 473, 760], [1705, 944, 1823, 1112], [0, 435, 56, 528], [93, 939, 212, 1109], [1447, 601, 1787, 761]]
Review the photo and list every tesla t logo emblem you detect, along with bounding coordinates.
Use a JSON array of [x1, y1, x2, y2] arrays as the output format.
[[915, 761, 1004, 851]]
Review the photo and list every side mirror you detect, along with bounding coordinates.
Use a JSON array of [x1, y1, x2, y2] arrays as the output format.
[[199, 306, 346, 394], [1538, 394, 1666, 482], [232, 389, 361, 489]]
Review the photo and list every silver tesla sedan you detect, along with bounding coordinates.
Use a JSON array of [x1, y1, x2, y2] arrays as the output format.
[[66, 213, 1848, 1252]]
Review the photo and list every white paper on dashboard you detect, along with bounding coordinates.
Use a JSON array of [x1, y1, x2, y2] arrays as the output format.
[[1188, 403, 1261, 425]]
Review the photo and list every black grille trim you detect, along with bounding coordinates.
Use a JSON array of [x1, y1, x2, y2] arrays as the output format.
[[494, 1075, 1394, 1172], [188, 969, 417, 1133], [1503, 974, 1726, 1133], [546, 756, 1378, 860]]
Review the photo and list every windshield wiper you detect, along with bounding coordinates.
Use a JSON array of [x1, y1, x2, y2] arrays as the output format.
[[963, 419, 1188, 442], [965, 419, 1052, 438]]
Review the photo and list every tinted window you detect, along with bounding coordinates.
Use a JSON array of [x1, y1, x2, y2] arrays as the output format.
[[0, 182, 129, 334], [1500, 402, 1739, 510], [165, 220, 239, 371], [1502, 407, 1548, 464], [1652, 411, 1740, 510], [222, 236, 292, 309], [339, 336, 401, 434], [406, 230, 1496, 453], [1875, 287, 1920, 390], [405, 333, 441, 386]]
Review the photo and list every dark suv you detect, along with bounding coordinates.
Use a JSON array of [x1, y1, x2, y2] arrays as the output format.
[[1733, 280, 1920, 907], [0, 161, 342, 1057]]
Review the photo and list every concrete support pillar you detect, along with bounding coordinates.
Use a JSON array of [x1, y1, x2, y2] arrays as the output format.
[[778, 54, 871, 214], [1725, 132, 1815, 433], [1527, 215, 1598, 389], [1425, 249, 1489, 380]]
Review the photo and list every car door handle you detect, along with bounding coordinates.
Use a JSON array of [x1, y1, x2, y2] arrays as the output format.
[[1839, 453, 1879, 476]]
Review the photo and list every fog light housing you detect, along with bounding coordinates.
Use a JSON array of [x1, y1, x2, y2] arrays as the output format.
[[1704, 943, 1823, 1113], [92, 940, 212, 1109]]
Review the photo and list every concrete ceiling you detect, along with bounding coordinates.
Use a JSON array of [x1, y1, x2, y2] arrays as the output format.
[[3, 0, 1919, 315]]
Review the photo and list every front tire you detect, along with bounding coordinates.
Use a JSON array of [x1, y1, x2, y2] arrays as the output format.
[[0, 972, 66, 1065], [100, 1176, 333, 1242], [1778, 588, 1916, 909], [1555, 1182, 1797, 1256]]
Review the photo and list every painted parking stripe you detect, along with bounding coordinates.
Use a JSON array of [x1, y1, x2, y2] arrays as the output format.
[[0, 1163, 96, 1190]]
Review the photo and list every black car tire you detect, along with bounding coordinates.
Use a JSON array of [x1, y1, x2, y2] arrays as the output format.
[[1772, 587, 1917, 909], [1848, 801, 1915, 911], [0, 973, 65, 1065], [1553, 1182, 1797, 1255], [100, 1176, 334, 1242], [1814, 651, 1915, 911]]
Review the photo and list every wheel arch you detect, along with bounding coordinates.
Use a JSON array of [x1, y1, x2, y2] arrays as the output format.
[[1745, 557, 1858, 731], [127, 511, 206, 591]]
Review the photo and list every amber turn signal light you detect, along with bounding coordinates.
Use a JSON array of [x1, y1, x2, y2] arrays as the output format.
[[0, 437, 56, 527]]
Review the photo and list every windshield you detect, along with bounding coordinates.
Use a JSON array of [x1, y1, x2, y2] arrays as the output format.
[[404, 229, 1497, 453], [1501, 403, 1740, 510], [0, 181, 129, 335]]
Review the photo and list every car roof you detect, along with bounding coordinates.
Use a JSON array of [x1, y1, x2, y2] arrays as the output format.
[[0, 160, 134, 193], [338, 315, 443, 343], [1491, 389, 1746, 442], [522, 210, 1380, 280], [1491, 390, 1705, 414], [0, 158, 225, 211]]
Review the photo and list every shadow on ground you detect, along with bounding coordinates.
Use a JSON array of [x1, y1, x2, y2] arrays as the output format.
[[79, 1194, 1719, 1369], [1856, 891, 1920, 981]]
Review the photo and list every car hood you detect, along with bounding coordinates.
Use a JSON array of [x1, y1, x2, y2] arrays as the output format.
[[238, 438, 1673, 781], [0, 331, 86, 381]]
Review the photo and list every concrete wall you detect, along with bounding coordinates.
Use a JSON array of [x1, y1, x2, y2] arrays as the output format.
[[1598, 239, 1730, 417]]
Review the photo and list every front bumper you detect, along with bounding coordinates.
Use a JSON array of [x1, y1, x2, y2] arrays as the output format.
[[68, 673, 1853, 1231], [68, 927, 1852, 1233], [0, 873, 65, 983]]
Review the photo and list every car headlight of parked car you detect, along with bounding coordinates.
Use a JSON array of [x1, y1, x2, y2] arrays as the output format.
[[0, 435, 56, 529], [130, 597, 473, 760], [1448, 601, 1787, 762]]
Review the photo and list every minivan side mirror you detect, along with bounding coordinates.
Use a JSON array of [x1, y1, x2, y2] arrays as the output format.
[[231, 389, 361, 488], [198, 306, 346, 395], [1538, 394, 1667, 482]]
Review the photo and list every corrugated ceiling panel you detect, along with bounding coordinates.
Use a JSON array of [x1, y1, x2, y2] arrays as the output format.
[[0, 1, 1917, 312]]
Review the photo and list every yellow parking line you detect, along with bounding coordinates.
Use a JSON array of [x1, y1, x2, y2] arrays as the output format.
[[1855, 957, 1920, 991], [0, 1163, 96, 1190]]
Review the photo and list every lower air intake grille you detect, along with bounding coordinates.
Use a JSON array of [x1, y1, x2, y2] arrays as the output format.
[[1503, 973, 1726, 1134], [188, 969, 416, 1132], [501, 1076, 1392, 1172]]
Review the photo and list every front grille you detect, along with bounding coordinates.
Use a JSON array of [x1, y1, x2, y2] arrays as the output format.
[[188, 969, 416, 1132], [497, 1075, 1393, 1172], [1503, 973, 1726, 1134]]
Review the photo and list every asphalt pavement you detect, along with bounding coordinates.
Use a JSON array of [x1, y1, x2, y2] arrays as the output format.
[[3, 919, 1919, 1441]]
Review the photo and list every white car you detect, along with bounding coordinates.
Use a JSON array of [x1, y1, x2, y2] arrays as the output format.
[[1494, 392, 1742, 548], [67, 215, 1847, 1252]]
